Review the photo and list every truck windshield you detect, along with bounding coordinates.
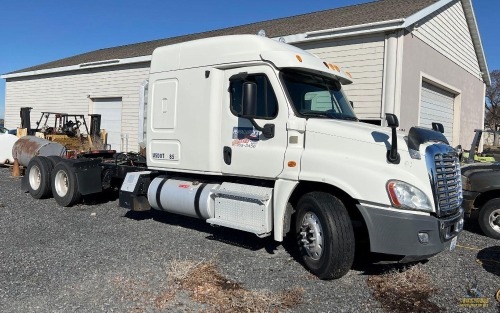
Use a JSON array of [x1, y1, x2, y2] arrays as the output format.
[[281, 69, 358, 121]]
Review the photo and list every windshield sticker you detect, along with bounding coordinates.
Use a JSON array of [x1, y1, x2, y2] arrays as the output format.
[[232, 127, 260, 148]]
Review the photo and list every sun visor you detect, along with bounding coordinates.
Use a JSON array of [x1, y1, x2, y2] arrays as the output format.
[[260, 50, 353, 85]]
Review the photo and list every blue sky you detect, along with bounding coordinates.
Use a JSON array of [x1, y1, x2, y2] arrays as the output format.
[[0, 0, 498, 120]]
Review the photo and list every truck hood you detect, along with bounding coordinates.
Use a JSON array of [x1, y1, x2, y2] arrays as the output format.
[[305, 119, 409, 152], [298, 118, 437, 207]]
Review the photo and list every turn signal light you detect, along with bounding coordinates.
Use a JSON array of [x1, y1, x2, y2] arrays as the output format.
[[296, 55, 303, 62], [288, 161, 297, 168], [387, 181, 402, 207]]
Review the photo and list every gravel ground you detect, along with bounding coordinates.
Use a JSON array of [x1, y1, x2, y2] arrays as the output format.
[[0, 166, 498, 313]]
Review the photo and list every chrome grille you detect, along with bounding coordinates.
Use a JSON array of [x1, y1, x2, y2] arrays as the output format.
[[426, 145, 462, 217]]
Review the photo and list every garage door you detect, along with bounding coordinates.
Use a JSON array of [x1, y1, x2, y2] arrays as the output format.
[[419, 82, 455, 143], [93, 98, 123, 152]]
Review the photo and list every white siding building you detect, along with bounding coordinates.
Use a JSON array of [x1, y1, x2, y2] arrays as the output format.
[[1, 0, 489, 151]]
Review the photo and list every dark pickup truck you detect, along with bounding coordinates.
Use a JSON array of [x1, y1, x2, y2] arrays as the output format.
[[460, 129, 500, 239], [461, 163, 500, 239]]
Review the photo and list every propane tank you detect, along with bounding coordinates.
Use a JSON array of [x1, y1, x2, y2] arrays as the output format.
[[0, 134, 18, 165], [147, 177, 219, 219], [12, 136, 66, 167]]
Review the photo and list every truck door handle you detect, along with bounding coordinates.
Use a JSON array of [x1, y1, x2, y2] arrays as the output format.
[[223, 146, 232, 165]]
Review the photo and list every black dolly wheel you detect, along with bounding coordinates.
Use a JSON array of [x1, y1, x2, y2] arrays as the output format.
[[295, 192, 355, 279]]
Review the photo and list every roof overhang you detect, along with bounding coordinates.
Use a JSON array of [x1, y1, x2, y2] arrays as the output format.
[[278, 0, 490, 86], [2, 0, 490, 85], [276, 18, 406, 43], [1, 55, 151, 79]]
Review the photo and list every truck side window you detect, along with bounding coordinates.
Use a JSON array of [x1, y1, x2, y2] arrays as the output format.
[[229, 74, 278, 119]]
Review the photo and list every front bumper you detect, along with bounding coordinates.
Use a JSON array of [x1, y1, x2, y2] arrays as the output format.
[[462, 190, 480, 214], [357, 204, 464, 261]]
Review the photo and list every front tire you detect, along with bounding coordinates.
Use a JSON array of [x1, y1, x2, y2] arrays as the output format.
[[478, 199, 500, 239], [26, 156, 53, 199], [295, 192, 355, 279], [51, 162, 81, 207]]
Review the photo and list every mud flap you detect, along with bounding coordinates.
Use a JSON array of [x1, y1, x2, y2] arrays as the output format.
[[62, 159, 102, 196]]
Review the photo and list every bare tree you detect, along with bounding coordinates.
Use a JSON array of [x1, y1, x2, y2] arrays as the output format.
[[485, 70, 500, 145]]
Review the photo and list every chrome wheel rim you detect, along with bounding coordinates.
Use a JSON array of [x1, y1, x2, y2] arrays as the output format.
[[299, 212, 324, 260], [29, 165, 41, 190], [489, 208, 500, 233], [54, 170, 69, 197]]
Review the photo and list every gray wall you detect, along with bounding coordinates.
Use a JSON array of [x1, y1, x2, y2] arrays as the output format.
[[411, 0, 481, 80], [399, 32, 485, 147]]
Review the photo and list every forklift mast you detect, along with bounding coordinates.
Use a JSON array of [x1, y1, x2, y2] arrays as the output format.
[[466, 129, 483, 163], [20, 107, 32, 131]]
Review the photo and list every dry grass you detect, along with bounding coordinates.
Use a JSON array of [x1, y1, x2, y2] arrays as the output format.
[[113, 259, 304, 312], [168, 260, 304, 313], [367, 266, 442, 313], [166, 258, 206, 281]]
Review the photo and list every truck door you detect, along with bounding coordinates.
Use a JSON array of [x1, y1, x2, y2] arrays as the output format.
[[221, 66, 288, 178]]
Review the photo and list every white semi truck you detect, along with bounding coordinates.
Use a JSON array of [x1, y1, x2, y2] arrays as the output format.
[[23, 35, 464, 279]]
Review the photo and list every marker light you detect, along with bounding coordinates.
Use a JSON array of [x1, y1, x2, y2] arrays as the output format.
[[296, 55, 303, 62]]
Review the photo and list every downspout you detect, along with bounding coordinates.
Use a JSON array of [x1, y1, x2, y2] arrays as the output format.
[[382, 31, 404, 126], [383, 32, 398, 120], [480, 83, 486, 151]]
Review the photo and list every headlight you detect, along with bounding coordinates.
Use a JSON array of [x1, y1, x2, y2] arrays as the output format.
[[386, 180, 433, 212]]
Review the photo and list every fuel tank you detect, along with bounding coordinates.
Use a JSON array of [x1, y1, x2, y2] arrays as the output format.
[[147, 177, 219, 219]]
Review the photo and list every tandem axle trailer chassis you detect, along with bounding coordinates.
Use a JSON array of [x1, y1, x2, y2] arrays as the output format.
[[22, 154, 148, 207]]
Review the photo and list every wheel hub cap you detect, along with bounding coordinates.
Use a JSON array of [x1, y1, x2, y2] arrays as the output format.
[[29, 165, 41, 190], [54, 170, 69, 197], [299, 212, 324, 260], [489, 209, 500, 232]]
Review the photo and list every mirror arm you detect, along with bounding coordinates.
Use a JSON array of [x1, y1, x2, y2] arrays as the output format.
[[247, 117, 275, 139], [385, 113, 400, 164], [386, 126, 400, 164]]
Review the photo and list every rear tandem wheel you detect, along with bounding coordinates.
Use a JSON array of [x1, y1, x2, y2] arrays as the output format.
[[51, 161, 82, 207], [26, 156, 53, 199]]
